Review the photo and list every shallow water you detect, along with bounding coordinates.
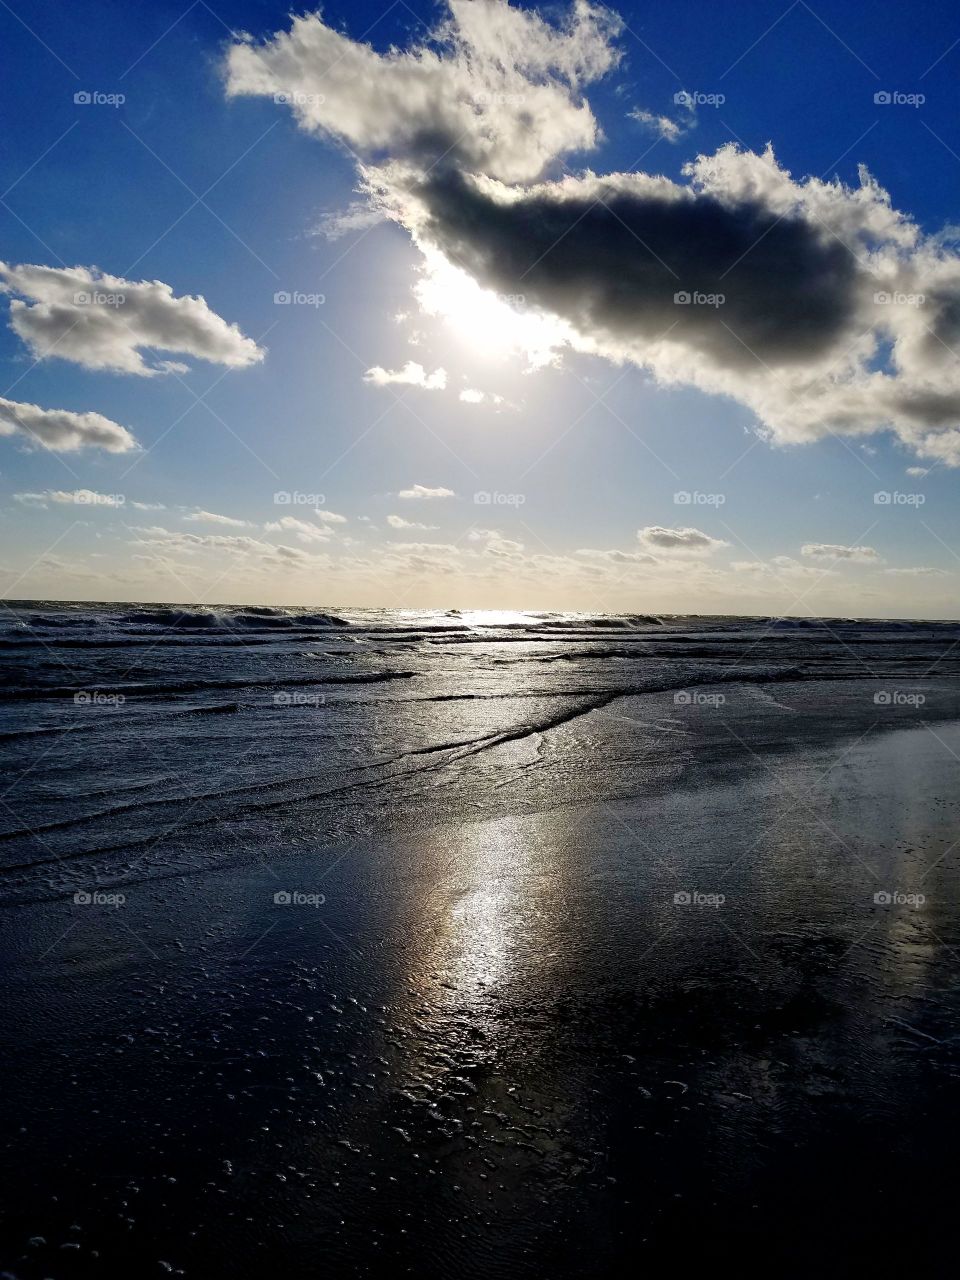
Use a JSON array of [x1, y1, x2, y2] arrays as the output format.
[[1, 604, 959, 1275]]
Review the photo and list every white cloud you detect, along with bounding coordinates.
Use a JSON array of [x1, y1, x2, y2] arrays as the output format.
[[636, 525, 728, 555], [801, 543, 882, 563], [397, 483, 455, 499], [312, 200, 384, 240], [14, 488, 124, 508], [264, 515, 334, 542], [0, 262, 264, 376], [226, 2, 622, 185], [312, 509, 347, 524], [183, 510, 253, 528], [884, 566, 948, 576], [387, 514, 439, 530], [0, 394, 137, 452], [226, 2, 960, 466], [363, 361, 447, 390]]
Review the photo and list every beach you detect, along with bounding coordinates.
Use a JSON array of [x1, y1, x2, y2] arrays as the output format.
[[2, 606, 959, 1276]]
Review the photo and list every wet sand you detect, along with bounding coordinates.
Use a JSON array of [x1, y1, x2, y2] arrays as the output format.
[[3, 683, 959, 1277]]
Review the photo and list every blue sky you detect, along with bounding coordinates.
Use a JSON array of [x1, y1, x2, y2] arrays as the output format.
[[2, 0, 960, 614]]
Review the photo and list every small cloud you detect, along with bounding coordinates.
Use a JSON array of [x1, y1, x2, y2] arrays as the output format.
[[0, 394, 137, 452], [14, 488, 124, 508], [311, 200, 384, 241], [397, 483, 455, 500], [905, 466, 930, 477], [363, 361, 446, 390], [884, 566, 948, 577], [387, 514, 439, 530], [636, 525, 728, 555], [801, 543, 881, 563], [184, 510, 253, 528]]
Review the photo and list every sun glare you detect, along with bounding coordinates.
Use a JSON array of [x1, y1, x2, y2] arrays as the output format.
[[414, 248, 570, 367]]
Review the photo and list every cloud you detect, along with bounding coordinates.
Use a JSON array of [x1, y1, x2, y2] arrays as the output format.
[[264, 515, 334, 542], [14, 488, 124, 508], [312, 509, 347, 524], [397, 483, 455, 499], [905, 466, 929, 477], [459, 387, 506, 405], [628, 99, 695, 143], [130, 525, 327, 569], [801, 543, 881, 563], [636, 525, 728, 555], [0, 262, 264, 375], [0, 394, 137, 452], [183, 510, 253, 528], [387, 514, 439, 530], [312, 200, 385, 240], [576, 547, 658, 564], [226, 1, 960, 465], [884, 566, 948, 577], [363, 361, 447, 390], [226, 2, 622, 184]]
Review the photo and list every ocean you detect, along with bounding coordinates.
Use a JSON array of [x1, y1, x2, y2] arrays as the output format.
[[2, 602, 959, 1275]]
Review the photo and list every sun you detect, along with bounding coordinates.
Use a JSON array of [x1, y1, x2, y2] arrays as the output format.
[[414, 247, 570, 367]]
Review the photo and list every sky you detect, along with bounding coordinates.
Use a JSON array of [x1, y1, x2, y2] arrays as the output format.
[[2, 0, 960, 616]]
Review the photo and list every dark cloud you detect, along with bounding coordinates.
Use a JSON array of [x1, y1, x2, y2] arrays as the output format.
[[415, 168, 860, 368]]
